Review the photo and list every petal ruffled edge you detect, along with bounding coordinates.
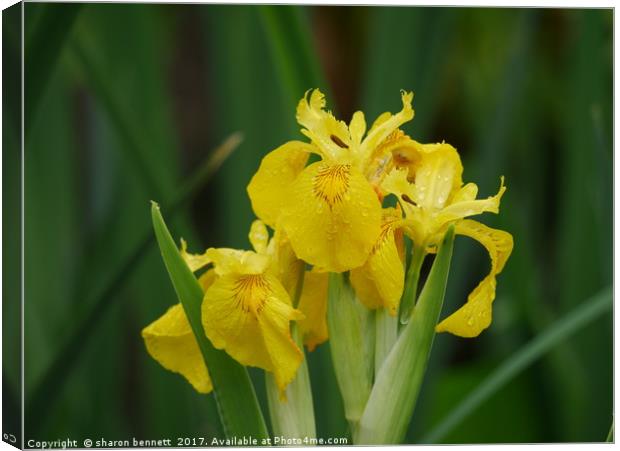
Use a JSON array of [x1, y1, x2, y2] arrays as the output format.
[[361, 90, 414, 161], [296, 89, 351, 162]]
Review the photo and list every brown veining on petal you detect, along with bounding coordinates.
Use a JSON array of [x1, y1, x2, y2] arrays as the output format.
[[313, 164, 351, 209], [233, 275, 271, 315]]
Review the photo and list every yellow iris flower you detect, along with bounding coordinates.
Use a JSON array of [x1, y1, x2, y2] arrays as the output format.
[[247, 89, 415, 273], [381, 140, 514, 337], [142, 220, 329, 396]]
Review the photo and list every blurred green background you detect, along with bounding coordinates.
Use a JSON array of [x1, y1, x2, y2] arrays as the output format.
[[4, 3, 612, 445]]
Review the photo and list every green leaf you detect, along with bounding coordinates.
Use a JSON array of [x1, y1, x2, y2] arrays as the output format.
[[355, 225, 455, 444], [151, 203, 269, 440], [422, 286, 612, 444]]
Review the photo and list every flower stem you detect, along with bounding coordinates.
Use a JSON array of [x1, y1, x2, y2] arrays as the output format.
[[327, 273, 374, 433], [266, 323, 316, 440], [400, 244, 427, 324], [375, 308, 398, 378], [266, 268, 316, 440]]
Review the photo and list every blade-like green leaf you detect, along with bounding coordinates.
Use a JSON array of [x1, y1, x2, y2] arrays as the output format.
[[422, 286, 612, 444], [151, 203, 268, 440], [356, 225, 455, 444]]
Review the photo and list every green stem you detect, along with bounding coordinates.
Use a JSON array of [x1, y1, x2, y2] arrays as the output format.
[[327, 273, 374, 434], [266, 269, 316, 439], [375, 308, 397, 378], [400, 244, 427, 324]]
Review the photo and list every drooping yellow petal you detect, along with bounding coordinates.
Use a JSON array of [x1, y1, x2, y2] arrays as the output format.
[[297, 271, 328, 351], [434, 177, 506, 227], [436, 219, 514, 337], [142, 304, 212, 394], [282, 161, 382, 273], [247, 141, 311, 228], [202, 273, 303, 394], [350, 212, 405, 315], [296, 89, 350, 162], [249, 219, 269, 254], [180, 239, 211, 273], [257, 295, 305, 395], [361, 90, 414, 160]]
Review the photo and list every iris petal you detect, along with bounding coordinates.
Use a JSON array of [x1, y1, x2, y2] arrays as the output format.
[[282, 161, 382, 273], [142, 304, 212, 394], [435, 177, 506, 227], [179, 239, 211, 273], [247, 141, 311, 228], [249, 220, 269, 254], [202, 273, 303, 394], [350, 212, 405, 315], [297, 271, 329, 351], [436, 219, 514, 337], [296, 89, 350, 161], [410, 142, 463, 210], [361, 91, 414, 160]]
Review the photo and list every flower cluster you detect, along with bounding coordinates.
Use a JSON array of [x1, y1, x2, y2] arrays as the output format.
[[143, 89, 513, 394]]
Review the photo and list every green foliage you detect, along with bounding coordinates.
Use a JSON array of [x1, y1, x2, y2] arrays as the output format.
[[356, 226, 455, 444], [19, 4, 612, 444]]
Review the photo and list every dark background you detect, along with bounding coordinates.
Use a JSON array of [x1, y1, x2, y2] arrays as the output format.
[[3, 3, 612, 444]]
